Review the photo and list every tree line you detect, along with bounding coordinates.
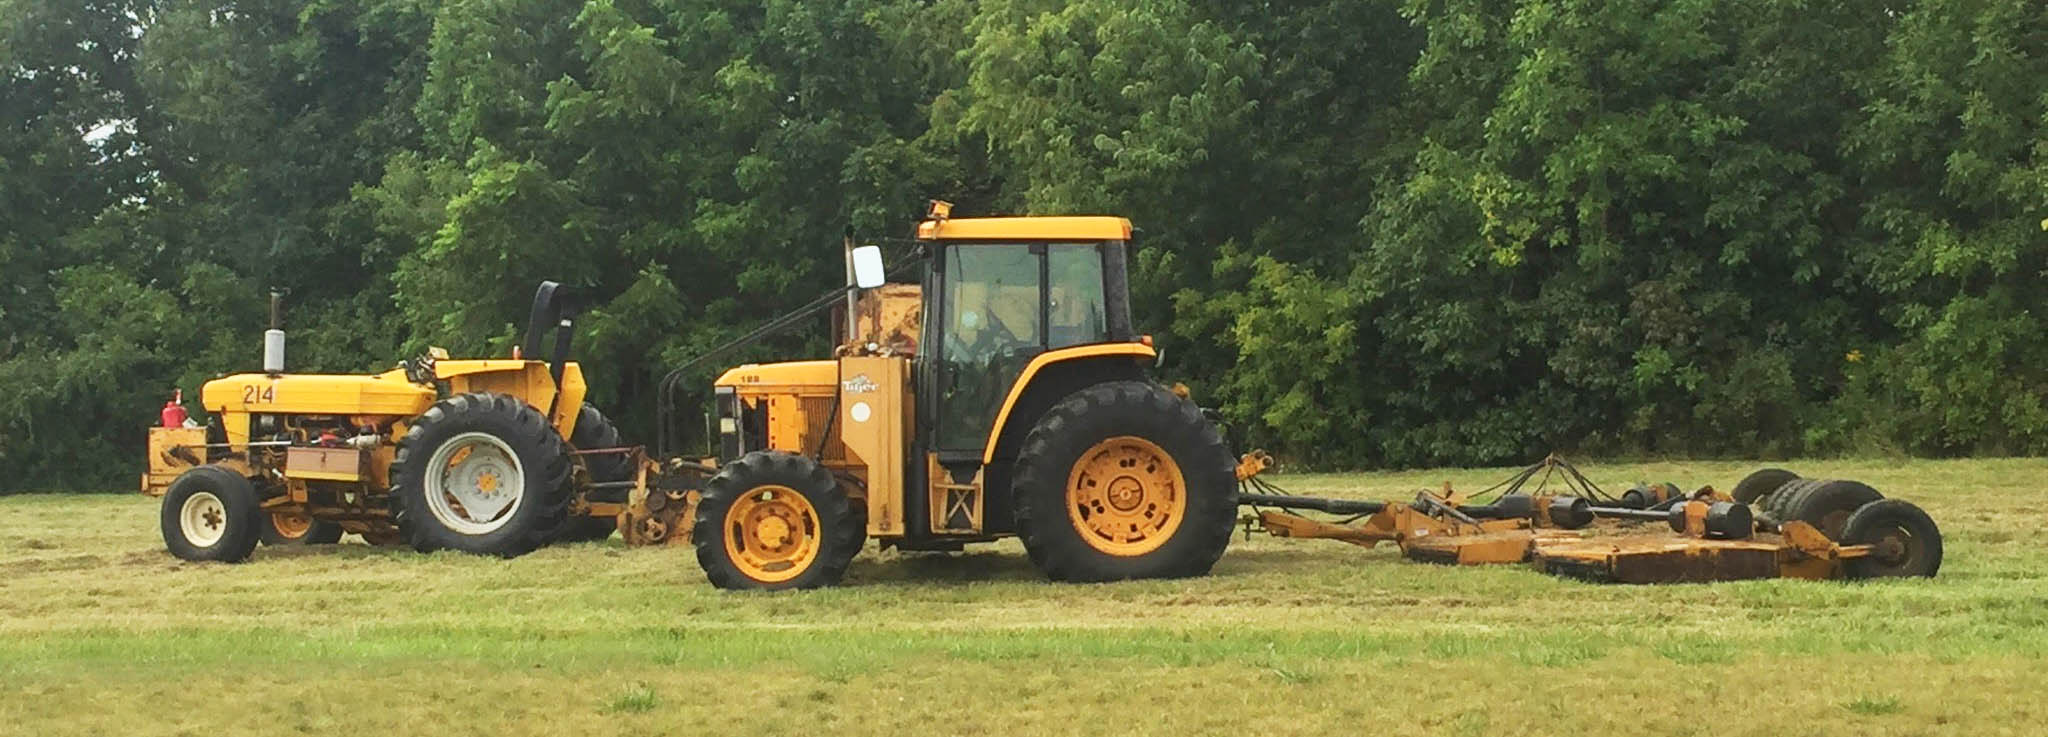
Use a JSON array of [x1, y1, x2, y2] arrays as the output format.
[[2, 0, 2042, 491]]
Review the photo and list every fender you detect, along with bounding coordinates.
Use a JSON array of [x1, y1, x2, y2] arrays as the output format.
[[982, 343, 1157, 465], [433, 359, 588, 437]]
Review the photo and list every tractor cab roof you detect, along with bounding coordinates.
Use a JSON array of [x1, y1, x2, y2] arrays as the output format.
[[915, 215, 1132, 242]]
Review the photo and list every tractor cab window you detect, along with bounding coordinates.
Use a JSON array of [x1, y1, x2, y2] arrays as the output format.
[[1047, 243, 1108, 348], [932, 242, 1117, 452], [937, 245, 1042, 450]]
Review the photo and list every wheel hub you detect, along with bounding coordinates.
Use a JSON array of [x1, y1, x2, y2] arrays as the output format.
[[754, 515, 793, 549], [1873, 530, 1910, 563], [424, 432, 527, 535], [1066, 436, 1188, 557], [271, 512, 312, 538], [179, 491, 229, 547], [1106, 477, 1146, 511], [723, 485, 822, 583]]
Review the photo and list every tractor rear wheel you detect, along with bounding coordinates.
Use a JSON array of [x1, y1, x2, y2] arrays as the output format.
[[1732, 468, 1799, 505], [1011, 381, 1236, 583], [258, 511, 344, 546], [691, 451, 863, 590], [1780, 480, 1883, 539], [1842, 499, 1942, 578], [559, 403, 630, 542], [389, 392, 573, 557], [161, 465, 263, 563]]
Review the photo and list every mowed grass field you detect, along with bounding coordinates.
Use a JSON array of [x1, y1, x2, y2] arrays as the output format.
[[4, 458, 2046, 737]]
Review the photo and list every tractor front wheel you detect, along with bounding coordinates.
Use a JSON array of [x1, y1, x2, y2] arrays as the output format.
[[1011, 381, 1236, 582], [691, 451, 864, 590], [161, 465, 264, 563]]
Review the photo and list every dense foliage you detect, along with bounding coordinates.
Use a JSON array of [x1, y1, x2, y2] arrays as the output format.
[[3, 0, 2042, 490]]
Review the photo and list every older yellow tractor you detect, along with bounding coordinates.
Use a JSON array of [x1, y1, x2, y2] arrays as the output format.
[[611, 201, 1238, 589], [142, 285, 633, 561]]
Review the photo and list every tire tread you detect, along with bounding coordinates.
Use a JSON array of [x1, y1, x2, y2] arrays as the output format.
[[1011, 380, 1236, 583], [388, 392, 573, 557]]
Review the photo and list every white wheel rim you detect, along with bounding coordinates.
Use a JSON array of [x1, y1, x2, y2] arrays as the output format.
[[180, 491, 229, 547], [423, 432, 526, 535]]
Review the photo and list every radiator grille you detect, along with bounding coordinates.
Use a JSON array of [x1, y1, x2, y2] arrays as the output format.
[[801, 395, 846, 461]]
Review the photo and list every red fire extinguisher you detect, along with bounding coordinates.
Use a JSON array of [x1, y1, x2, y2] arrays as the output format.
[[161, 389, 189, 428]]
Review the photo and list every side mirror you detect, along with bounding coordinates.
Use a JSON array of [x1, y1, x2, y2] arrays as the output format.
[[851, 245, 885, 289]]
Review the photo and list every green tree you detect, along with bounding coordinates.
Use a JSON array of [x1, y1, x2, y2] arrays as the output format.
[[1839, 0, 2048, 454]]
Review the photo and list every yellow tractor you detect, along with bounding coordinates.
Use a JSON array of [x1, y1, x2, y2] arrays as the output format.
[[621, 201, 1240, 588], [142, 284, 633, 560], [143, 202, 1240, 588]]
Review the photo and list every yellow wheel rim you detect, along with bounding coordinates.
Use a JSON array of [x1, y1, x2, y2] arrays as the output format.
[[722, 485, 822, 583], [270, 512, 312, 540], [1065, 436, 1186, 557]]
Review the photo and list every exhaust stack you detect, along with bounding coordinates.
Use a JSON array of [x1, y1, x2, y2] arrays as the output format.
[[263, 289, 286, 375]]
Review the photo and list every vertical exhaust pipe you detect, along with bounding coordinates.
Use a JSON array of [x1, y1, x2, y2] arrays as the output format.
[[263, 289, 286, 375], [843, 228, 859, 340]]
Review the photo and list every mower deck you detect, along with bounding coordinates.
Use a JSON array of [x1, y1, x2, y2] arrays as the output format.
[[1239, 457, 1933, 585]]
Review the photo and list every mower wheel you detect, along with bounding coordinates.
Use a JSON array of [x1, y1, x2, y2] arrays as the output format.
[[691, 451, 864, 590], [258, 511, 344, 546], [161, 465, 263, 562], [1842, 499, 1942, 578], [559, 403, 630, 543], [1732, 468, 1800, 505], [1758, 478, 1820, 523], [1780, 480, 1883, 540], [1011, 381, 1237, 583], [390, 392, 574, 557]]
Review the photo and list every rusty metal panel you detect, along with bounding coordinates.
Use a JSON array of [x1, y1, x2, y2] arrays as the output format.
[[851, 284, 923, 355], [1535, 539, 1781, 583], [142, 427, 208, 495], [1403, 531, 1536, 565], [284, 446, 365, 482]]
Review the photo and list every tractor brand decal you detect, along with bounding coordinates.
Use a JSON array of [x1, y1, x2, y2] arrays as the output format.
[[842, 374, 878, 394]]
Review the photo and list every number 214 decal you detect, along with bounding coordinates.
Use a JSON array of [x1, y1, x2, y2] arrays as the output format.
[[242, 384, 276, 404]]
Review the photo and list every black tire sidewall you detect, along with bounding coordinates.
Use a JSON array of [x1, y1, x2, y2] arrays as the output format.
[[1012, 381, 1236, 582], [391, 393, 572, 556], [1759, 478, 1821, 522], [691, 451, 862, 590], [1732, 468, 1799, 505], [1786, 480, 1883, 539], [570, 403, 634, 482], [160, 466, 263, 562], [558, 403, 629, 542], [1843, 499, 1943, 578]]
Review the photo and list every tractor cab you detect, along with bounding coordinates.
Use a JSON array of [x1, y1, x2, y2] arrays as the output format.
[[911, 202, 1144, 462]]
